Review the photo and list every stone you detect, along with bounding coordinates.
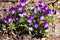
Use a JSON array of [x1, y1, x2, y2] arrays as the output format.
[[41, 38, 46, 40], [53, 24, 60, 36], [42, 0, 57, 4], [0, 33, 3, 40]]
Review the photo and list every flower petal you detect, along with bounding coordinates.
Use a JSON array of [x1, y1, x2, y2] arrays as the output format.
[[3, 18, 8, 23], [42, 21, 49, 28], [28, 26, 33, 31], [22, 10, 27, 16], [17, 5, 22, 11], [26, 17, 32, 23], [7, 15, 13, 22], [16, 14, 20, 20], [4, 8, 10, 12], [11, 7, 17, 13], [38, 14, 45, 20], [20, 0, 26, 6], [34, 22, 39, 28]]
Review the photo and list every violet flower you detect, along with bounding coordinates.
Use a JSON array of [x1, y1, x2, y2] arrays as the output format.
[[17, 5, 22, 11], [41, 5, 48, 12], [30, 14, 34, 20], [52, 10, 56, 15], [7, 15, 13, 22], [36, 6, 41, 10], [44, 9, 50, 14], [38, 4, 42, 9], [10, 7, 17, 13], [38, 1, 48, 12], [19, 14, 24, 17], [16, 15, 20, 20], [34, 22, 39, 28], [31, 8, 37, 13], [26, 14, 34, 23], [3, 18, 8, 23], [28, 26, 33, 31], [4, 8, 10, 12], [20, 0, 26, 6], [26, 17, 32, 23], [22, 10, 27, 16], [39, 1, 46, 7], [44, 9, 52, 17], [38, 14, 45, 20], [37, 4, 45, 11], [19, 12, 24, 17], [42, 21, 49, 28]]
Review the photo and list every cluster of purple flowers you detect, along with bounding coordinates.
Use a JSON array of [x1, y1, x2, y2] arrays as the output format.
[[3, 0, 56, 32]]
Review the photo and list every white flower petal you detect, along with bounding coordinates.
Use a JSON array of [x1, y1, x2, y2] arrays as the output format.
[[29, 27, 33, 31]]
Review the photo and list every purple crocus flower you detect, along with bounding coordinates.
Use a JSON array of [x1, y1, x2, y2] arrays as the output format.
[[34, 22, 39, 28], [16, 14, 20, 20], [20, 0, 26, 6], [3, 18, 8, 23], [38, 14, 45, 20], [7, 15, 13, 22], [42, 21, 49, 28], [10, 7, 17, 13], [17, 5, 22, 11], [22, 10, 27, 16]]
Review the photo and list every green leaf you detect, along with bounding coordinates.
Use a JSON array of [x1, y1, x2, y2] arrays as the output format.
[[18, 0, 20, 2], [49, 5, 54, 10], [44, 31, 52, 36], [39, 20, 43, 24], [26, 8, 32, 13], [45, 16, 54, 23], [24, 24, 28, 30], [8, 22, 16, 30], [19, 17, 25, 23], [39, 26, 45, 34]]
